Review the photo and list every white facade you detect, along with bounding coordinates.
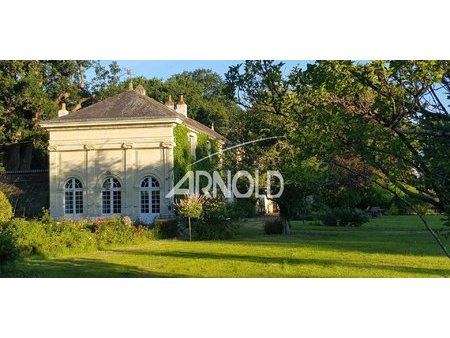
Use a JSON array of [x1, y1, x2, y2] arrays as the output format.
[[42, 119, 178, 223]]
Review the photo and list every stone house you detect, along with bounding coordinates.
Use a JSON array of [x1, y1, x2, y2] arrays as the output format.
[[40, 85, 224, 223]]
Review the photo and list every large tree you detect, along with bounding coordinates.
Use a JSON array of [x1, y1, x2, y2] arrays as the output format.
[[226, 60, 450, 258], [0, 60, 122, 171]]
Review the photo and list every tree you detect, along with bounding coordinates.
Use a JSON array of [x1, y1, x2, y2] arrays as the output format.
[[175, 194, 205, 241], [226, 60, 450, 258], [0, 60, 123, 171]]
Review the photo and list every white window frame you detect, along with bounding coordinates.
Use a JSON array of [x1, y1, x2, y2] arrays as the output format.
[[101, 177, 122, 215], [64, 178, 83, 217]]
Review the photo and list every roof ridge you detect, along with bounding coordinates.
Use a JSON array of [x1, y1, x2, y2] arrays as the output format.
[[46, 89, 226, 141]]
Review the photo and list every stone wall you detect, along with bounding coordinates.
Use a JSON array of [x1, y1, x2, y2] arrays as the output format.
[[0, 170, 49, 218]]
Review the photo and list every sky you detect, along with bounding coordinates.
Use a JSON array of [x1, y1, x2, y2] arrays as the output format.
[[99, 60, 313, 80]]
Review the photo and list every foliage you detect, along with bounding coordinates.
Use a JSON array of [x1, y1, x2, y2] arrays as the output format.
[[0, 191, 13, 224], [227, 198, 256, 219], [194, 132, 220, 172], [173, 124, 221, 192], [165, 69, 241, 135], [92, 216, 154, 249], [0, 226, 20, 272], [226, 60, 450, 256], [5, 215, 449, 277], [6, 218, 49, 256], [264, 218, 283, 234], [318, 207, 370, 227], [175, 194, 205, 219], [195, 198, 239, 240], [0, 215, 155, 266], [154, 218, 179, 239], [0, 61, 123, 171], [103, 69, 242, 137], [173, 124, 192, 184]]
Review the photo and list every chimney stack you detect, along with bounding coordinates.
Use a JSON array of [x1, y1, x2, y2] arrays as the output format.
[[175, 95, 187, 117], [58, 103, 69, 117], [134, 84, 146, 96], [165, 95, 175, 110]]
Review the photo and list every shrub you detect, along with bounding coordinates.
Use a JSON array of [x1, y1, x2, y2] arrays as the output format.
[[5, 217, 95, 257], [44, 219, 95, 255], [0, 226, 20, 273], [227, 198, 256, 219], [264, 218, 283, 234], [195, 198, 239, 240], [0, 191, 13, 224], [94, 216, 136, 248], [154, 218, 178, 239], [319, 208, 369, 227], [7, 218, 48, 256], [318, 209, 339, 226]]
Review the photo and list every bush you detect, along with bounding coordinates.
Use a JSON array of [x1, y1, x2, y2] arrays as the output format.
[[0, 226, 20, 273], [1, 215, 155, 262], [318, 209, 339, 226], [93, 216, 146, 248], [154, 218, 178, 239], [0, 191, 13, 224], [195, 198, 239, 240], [319, 208, 370, 227], [5, 218, 95, 257], [227, 198, 256, 219], [264, 218, 283, 234], [44, 219, 95, 255], [7, 218, 49, 256]]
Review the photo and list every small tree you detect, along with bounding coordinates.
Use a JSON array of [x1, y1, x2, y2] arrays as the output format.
[[175, 194, 205, 241], [0, 192, 13, 225]]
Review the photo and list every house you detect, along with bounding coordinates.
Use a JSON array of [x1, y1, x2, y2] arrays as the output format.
[[40, 85, 225, 223], [256, 191, 279, 214]]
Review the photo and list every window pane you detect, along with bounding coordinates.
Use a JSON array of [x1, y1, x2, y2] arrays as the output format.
[[141, 191, 149, 213], [65, 180, 73, 189], [141, 178, 149, 188], [75, 191, 83, 214], [65, 191, 73, 214], [102, 191, 111, 214], [103, 179, 111, 189], [152, 190, 160, 213], [74, 179, 82, 189], [113, 191, 121, 214]]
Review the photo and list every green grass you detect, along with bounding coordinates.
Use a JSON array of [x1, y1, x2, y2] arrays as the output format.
[[11, 215, 450, 277]]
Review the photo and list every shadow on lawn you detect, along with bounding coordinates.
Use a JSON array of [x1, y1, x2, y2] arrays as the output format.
[[236, 231, 450, 258], [6, 258, 186, 278], [112, 249, 450, 277]]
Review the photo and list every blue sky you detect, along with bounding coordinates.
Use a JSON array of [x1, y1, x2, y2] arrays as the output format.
[[100, 60, 313, 80]]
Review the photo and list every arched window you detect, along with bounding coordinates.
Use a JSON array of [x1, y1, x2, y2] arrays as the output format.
[[140, 176, 160, 214], [64, 178, 83, 215], [102, 177, 121, 215]]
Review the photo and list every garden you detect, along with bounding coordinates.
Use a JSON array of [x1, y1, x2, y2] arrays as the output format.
[[2, 191, 450, 278]]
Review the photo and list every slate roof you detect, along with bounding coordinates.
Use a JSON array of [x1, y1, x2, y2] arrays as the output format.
[[45, 88, 225, 141]]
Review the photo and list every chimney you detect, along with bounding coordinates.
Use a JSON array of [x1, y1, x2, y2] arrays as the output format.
[[165, 95, 175, 110], [58, 103, 69, 117], [175, 95, 187, 117], [135, 84, 146, 96]]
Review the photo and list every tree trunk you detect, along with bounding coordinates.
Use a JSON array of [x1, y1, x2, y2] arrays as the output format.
[[281, 217, 290, 235], [188, 217, 192, 241]]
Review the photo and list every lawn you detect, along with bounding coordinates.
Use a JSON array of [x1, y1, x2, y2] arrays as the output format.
[[12, 215, 450, 277]]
